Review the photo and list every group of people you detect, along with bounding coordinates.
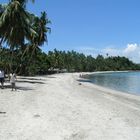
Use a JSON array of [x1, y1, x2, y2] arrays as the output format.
[[0, 69, 17, 91]]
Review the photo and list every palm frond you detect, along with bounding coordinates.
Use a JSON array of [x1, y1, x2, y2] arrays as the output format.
[[0, 1, 37, 48]]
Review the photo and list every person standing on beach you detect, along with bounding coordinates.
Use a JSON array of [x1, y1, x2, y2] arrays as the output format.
[[10, 72, 17, 91], [0, 69, 5, 89]]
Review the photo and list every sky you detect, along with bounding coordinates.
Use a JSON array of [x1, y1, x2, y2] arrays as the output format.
[[1, 0, 140, 63]]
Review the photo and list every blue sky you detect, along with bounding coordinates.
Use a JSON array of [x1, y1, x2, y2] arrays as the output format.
[[1, 0, 140, 63]]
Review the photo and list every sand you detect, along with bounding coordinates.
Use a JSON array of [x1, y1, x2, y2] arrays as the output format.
[[0, 73, 140, 140]]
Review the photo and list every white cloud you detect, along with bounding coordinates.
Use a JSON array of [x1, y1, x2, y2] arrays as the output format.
[[76, 43, 140, 63], [124, 43, 138, 54], [123, 43, 140, 63], [75, 46, 101, 58], [103, 47, 121, 56]]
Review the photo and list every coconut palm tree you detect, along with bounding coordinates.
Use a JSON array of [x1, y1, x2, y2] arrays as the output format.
[[19, 12, 51, 59], [0, 0, 51, 74], [10, 0, 35, 7], [18, 11, 51, 74], [0, 0, 34, 46], [0, 0, 37, 71], [0, 1, 37, 47]]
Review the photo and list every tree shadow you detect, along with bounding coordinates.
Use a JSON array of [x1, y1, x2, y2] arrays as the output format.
[[18, 77, 46, 81], [77, 79, 92, 83], [46, 76, 56, 78], [16, 86, 34, 91], [17, 80, 45, 84], [1, 85, 34, 91], [0, 77, 46, 91], [0, 85, 11, 89]]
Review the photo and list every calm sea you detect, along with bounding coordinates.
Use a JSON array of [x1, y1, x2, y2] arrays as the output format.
[[85, 72, 140, 95]]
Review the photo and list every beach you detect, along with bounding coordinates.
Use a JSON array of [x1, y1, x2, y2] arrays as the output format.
[[0, 73, 140, 140]]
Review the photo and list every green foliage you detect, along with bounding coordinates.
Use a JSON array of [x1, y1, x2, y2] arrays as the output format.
[[0, 48, 140, 75], [0, 1, 139, 75], [0, 0, 50, 74]]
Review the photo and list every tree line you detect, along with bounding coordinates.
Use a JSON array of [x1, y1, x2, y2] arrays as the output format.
[[0, 48, 140, 75], [0, 1, 140, 75]]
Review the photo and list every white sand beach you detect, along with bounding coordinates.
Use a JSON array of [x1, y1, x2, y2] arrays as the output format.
[[0, 73, 140, 140]]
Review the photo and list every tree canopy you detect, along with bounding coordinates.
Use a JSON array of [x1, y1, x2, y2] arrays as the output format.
[[1, 48, 140, 75], [0, 1, 139, 76], [0, 0, 50, 73]]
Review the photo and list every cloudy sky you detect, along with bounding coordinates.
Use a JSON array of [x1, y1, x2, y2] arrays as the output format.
[[1, 0, 140, 63], [77, 43, 140, 63]]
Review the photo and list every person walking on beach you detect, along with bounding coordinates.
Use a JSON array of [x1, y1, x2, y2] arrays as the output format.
[[10, 72, 17, 91], [0, 69, 5, 89]]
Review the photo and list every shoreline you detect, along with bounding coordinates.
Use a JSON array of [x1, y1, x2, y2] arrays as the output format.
[[0, 73, 140, 139], [79, 71, 140, 96], [76, 72, 140, 109]]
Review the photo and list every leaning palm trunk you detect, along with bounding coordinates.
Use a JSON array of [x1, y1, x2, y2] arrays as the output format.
[[0, 36, 4, 48], [9, 46, 15, 72], [0, 1, 50, 75], [16, 43, 37, 75], [0, 1, 38, 74]]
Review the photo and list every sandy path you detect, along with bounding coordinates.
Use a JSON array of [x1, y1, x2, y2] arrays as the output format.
[[0, 73, 140, 140]]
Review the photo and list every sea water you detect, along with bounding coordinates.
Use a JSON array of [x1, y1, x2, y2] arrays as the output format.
[[86, 72, 140, 95]]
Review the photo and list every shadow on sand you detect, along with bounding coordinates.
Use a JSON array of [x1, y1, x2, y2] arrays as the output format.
[[77, 79, 92, 83], [16, 86, 34, 91], [47, 76, 56, 78], [1, 77, 45, 91], [19, 77, 45, 81], [1, 85, 34, 91], [17, 80, 45, 84]]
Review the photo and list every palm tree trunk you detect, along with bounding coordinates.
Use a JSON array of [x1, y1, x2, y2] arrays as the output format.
[[0, 37, 4, 48], [9, 45, 14, 72]]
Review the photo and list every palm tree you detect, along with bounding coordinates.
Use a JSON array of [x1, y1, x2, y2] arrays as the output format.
[[0, 0, 37, 71], [0, 1, 37, 47], [0, 0, 51, 74], [21, 11, 51, 63], [10, 0, 35, 7], [0, 4, 7, 48]]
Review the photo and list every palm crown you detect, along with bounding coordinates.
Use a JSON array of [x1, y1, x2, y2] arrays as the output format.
[[0, 0, 50, 72]]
